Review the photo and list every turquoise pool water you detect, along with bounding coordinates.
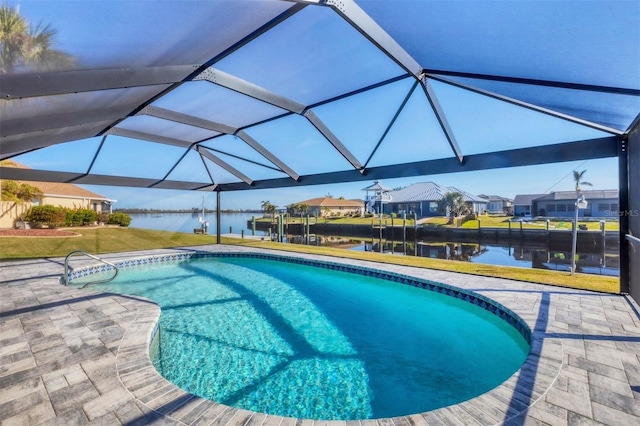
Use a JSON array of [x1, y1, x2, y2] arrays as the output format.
[[79, 255, 530, 420]]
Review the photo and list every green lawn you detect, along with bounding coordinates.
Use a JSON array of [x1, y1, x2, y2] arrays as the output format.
[[460, 216, 619, 231], [257, 214, 619, 231], [0, 227, 218, 259], [1, 227, 619, 294]]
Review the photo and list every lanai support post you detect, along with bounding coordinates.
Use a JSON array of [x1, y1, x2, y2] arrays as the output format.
[[619, 136, 629, 294], [216, 190, 221, 244], [624, 117, 640, 302]]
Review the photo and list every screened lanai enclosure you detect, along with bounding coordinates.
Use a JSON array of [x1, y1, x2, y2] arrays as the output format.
[[1, 0, 639, 301]]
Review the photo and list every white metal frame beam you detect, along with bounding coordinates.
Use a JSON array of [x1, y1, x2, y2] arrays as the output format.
[[107, 128, 194, 148], [195, 67, 364, 172], [427, 74, 624, 136], [197, 146, 253, 185], [420, 77, 464, 162], [139, 106, 300, 180], [194, 68, 306, 114], [291, 0, 463, 163]]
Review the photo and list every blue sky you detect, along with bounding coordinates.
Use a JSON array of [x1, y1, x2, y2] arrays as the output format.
[[7, 1, 632, 211]]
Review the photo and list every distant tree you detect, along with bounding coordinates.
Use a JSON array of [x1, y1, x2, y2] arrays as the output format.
[[573, 169, 593, 193], [287, 202, 309, 221], [0, 4, 75, 73], [437, 192, 470, 225], [286, 202, 297, 216], [261, 200, 277, 222]]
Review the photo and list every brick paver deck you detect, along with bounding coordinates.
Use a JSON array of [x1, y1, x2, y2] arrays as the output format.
[[1, 245, 639, 425]]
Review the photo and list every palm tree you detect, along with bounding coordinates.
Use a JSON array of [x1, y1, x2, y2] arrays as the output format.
[[1, 4, 75, 73], [260, 200, 277, 222], [287, 202, 310, 222], [573, 170, 593, 193], [437, 191, 471, 225], [297, 203, 309, 219]]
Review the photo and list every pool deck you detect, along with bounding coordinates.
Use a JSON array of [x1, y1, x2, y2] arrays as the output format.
[[1, 245, 639, 426]]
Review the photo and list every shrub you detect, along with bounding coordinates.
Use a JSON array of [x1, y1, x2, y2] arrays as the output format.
[[65, 208, 98, 226], [107, 212, 131, 227], [24, 205, 66, 228]]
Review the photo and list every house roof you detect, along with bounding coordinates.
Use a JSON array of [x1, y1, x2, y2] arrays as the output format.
[[1, 162, 113, 201], [513, 194, 546, 205], [478, 194, 513, 202], [386, 182, 487, 203], [535, 189, 619, 201], [513, 190, 618, 205], [292, 197, 363, 208], [362, 180, 392, 192]]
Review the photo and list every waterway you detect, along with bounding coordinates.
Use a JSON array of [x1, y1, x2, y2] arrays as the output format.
[[128, 212, 260, 235], [128, 212, 619, 276]]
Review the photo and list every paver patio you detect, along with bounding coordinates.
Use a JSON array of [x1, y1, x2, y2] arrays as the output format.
[[1, 245, 639, 425]]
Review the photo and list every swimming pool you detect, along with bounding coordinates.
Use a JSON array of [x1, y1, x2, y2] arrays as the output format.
[[70, 252, 531, 420]]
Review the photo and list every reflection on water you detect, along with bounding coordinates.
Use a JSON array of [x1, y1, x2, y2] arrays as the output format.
[[127, 213, 618, 277], [286, 235, 619, 277]]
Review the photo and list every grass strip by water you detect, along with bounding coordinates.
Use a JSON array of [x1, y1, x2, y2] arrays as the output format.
[[0, 227, 619, 294]]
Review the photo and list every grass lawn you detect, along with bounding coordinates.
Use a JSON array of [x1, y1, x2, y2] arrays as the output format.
[[1, 227, 619, 294], [257, 214, 619, 231], [457, 215, 619, 231], [0, 227, 218, 259]]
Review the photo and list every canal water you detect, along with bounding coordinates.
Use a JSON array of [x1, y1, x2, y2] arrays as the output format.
[[128, 212, 259, 235], [128, 213, 619, 276]]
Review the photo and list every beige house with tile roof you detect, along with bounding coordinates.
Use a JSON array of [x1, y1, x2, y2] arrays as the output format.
[[290, 197, 364, 217], [1, 164, 115, 228]]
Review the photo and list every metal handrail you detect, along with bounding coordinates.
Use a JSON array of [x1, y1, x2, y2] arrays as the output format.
[[63, 250, 119, 288]]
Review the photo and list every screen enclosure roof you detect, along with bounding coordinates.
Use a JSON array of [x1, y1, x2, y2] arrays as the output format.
[[1, 0, 638, 193]]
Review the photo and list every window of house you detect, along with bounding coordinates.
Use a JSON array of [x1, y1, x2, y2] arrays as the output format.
[[611, 204, 618, 211], [557, 204, 567, 212], [547, 204, 556, 212], [429, 202, 438, 213], [598, 203, 609, 211], [568, 204, 575, 212]]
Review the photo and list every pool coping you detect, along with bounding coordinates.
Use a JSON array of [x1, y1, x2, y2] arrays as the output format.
[[1, 244, 639, 425]]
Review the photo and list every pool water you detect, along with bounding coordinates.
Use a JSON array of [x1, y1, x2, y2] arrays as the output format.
[[81, 256, 530, 420]]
